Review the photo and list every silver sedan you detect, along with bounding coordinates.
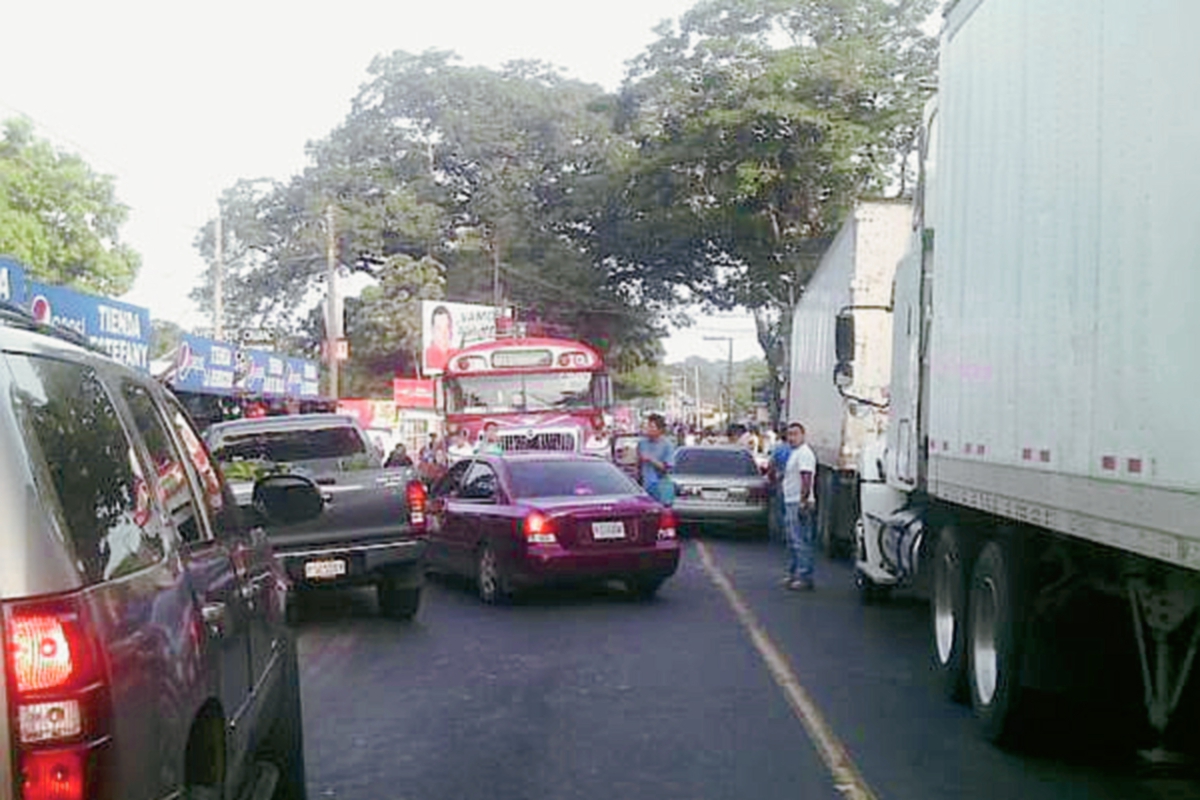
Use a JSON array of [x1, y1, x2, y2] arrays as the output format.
[[671, 446, 769, 536]]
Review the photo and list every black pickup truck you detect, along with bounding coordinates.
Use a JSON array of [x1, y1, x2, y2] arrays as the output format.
[[206, 414, 428, 620]]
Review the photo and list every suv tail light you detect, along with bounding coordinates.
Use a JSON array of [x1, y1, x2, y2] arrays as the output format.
[[523, 512, 557, 544], [4, 597, 109, 800], [406, 480, 427, 530], [658, 510, 677, 540]]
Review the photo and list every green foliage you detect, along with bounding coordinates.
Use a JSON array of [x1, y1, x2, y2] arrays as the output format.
[[195, 53, 666, 386], [0, 118, 141, 294], [614, 363, 670, 400], [610, 0, 938, 424], [150, 318, 185, 360]]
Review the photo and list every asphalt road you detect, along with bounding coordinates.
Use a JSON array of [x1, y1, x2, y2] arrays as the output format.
[[293, 538, 1200, 800]]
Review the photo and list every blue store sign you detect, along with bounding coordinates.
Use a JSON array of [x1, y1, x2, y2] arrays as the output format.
[[26, 281, 153, 373], [173, 335, 321, 400], [0, 257, 27, 304]]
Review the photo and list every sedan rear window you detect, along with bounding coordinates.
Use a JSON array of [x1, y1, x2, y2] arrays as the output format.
[[508, 459, 640, 499], [674, 449, 759, 477]]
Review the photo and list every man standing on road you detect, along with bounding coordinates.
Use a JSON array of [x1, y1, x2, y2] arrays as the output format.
[[767, 427, 792, 543], [637, 413, 675, 506], [781, 422, 817, 591]]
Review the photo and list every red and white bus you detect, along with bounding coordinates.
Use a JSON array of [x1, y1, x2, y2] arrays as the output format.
[[437, 335, 613, 455]]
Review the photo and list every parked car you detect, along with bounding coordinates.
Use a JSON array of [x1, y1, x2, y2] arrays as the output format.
[[0, 301, 312, 799], [671, 446, 769, 536], [205, 414, 428, 620], [425, 453, 681, 603]]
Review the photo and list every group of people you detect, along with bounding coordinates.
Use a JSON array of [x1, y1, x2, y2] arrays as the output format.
[[635, 414, 817, 592], [384, 422, 507, 480]]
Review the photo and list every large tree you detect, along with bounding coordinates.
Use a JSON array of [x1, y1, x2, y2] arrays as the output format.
[[195, 52, 666, 395], [610, 0, 938, 422], [0, 118, 141, 294]]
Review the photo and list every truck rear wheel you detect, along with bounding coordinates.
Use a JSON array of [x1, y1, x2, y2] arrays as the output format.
[[931, 526, 973, 702], [968, 538, 1028, 744]]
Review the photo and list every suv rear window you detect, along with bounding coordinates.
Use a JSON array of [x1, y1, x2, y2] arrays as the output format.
[[674, 448, 759, 477], [9, 356, 166, 582], [508, 459, 639, 499]]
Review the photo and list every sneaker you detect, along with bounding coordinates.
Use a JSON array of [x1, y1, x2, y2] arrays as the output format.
[[786, 579, 805, 591], [796, 578, 815, 591]]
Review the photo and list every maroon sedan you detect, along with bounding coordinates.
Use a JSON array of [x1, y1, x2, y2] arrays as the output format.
[[425, 453, 681, 603]]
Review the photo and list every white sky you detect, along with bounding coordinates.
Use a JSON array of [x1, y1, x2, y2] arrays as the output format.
[[0, 0, 760, 364]]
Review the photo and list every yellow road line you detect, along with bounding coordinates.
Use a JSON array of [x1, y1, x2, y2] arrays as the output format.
[[695, 540, 878, 800]]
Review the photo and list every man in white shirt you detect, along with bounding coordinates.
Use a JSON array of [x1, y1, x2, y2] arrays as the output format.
[[447, 429, 476, 461], [781, 421, 817, 591]]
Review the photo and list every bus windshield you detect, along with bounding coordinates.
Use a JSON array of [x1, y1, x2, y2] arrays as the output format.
[[445, 372, 604, 414]]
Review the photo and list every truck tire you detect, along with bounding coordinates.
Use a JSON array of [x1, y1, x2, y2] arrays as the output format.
[[855, 567, 892, 605], [968, 538, 1028, 744], [931, 526, 973, 702]]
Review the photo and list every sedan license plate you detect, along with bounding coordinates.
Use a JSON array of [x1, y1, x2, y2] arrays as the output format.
[[304, 558, 347, 580], [701, 489, 728, 501], [591, 521, 626, 540]]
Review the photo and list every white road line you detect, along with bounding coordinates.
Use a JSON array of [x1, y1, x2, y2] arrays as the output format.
[[695, 540, 878, 800]]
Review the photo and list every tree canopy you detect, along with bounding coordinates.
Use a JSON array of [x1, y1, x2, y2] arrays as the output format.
[[607, 0, 938, 420], [0, 118, 141, 295], [194, 1, 936, 404], [195, 53, 666, 396]]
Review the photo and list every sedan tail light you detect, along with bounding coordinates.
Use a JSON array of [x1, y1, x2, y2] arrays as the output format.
[[657, 510, 677, 540], [407, 480, 428, 530], [4, 596, 110, 800], [523, 512, 558, 544]]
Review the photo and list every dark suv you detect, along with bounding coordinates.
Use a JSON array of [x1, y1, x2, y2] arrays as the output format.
[[0, 303, 308, 800], [205, 415, 428, 620]]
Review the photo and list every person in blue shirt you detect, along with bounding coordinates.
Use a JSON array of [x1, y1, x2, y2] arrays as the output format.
[[637, 413, 675, 506], [767, 427, 792, 543]]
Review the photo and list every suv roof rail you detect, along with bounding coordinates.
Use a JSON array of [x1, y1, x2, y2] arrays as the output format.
[[0, 298, 109, 355]]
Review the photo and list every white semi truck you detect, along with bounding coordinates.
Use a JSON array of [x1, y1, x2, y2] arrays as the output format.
[[787, 201, 911, 557], [839, 0, 1200, 751]]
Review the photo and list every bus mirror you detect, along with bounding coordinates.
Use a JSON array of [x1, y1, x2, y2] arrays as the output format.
[[835, 312, 855, 364]]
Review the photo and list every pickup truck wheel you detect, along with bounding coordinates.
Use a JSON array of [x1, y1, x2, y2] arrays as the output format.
[[969, 538, 1028, 744], [931, 526, 973, 701], [378, 582, 421, 620], [258, 637, 307, 799], [477, 545, 511, 605]]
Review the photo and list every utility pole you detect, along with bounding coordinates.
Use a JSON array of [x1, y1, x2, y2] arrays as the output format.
[[703, 336, 734, 427], [694, 362, 702, 429], [213, 206, 224, 340], [325, 204, 340, 400]]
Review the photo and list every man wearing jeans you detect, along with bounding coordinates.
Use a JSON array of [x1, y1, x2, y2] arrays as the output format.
[[781, 422, 817, 591]]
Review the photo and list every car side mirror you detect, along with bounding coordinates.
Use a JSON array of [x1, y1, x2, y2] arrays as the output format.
[[252, 474, 324, 526], [835, 311, 855, 364]]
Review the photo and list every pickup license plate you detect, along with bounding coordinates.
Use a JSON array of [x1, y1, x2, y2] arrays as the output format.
[[701, 489, 728, 501], [304, 559, 347, 580], [591, 521, 626, 540]]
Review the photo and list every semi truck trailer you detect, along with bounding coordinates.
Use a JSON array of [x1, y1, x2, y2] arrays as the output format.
[[839, 0, 1200, 751], [787, 201, 911, 557]]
